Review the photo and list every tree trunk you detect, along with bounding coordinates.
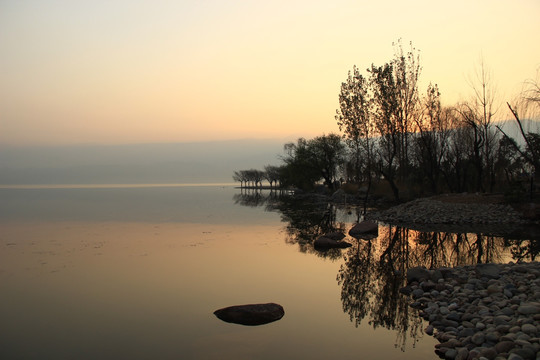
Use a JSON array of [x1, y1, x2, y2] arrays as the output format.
[[380, 168, 400, 201]]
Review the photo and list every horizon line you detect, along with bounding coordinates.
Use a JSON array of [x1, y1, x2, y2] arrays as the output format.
[[0, 183, 238, 190]]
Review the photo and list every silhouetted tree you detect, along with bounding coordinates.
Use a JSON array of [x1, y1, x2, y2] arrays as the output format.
[[459, 58, 499, 192], [370, 62, 401, 200], [367, 41, 421, 200], [391, 40, 421, 181], [309, 134, 347, 189], [494, 135, 525, 187], [412, 84, 451, 193], [233, 170, 245, 187], [249, 169, 265, 188], [264, 165, 282, 188], [280, 134, 346, 190], [523, 69, 540, 109], [233, 169, 266, 188], [280, 138, 323, 190], [495, 68, 540, 198], [440, 123, 473, 193], [238, 46, 538, 198], [497, 103, 540, 179], [336, 65, 374, 183]]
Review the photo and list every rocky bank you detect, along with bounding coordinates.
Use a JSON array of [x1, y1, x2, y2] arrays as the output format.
[[366, 197, 526, 225], [402, 262, 540, 360]]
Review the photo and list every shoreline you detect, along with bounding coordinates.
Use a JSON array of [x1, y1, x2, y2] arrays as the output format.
[[402, 262, 540, 360], [366, 197, 528, 225]]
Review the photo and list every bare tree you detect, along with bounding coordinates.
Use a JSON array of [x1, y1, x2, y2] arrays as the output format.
[[456, 102, 485, 192], [413, 84, 451, 193], [392, 39, 421, 181], [496, 103, 540, 176], [439, 109, 472, 193], [463, 57, 500, 192], [495, 70, 540, 198], [523, 68, 540, 111]]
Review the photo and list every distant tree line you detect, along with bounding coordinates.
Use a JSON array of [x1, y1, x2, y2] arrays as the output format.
[[233, 166, 282, 188], [234, 40, 540, 200], [233, 134, 347, 190]]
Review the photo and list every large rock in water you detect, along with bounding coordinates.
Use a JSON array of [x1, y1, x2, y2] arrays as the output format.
[[213, 303, 285, 326], [313, 236, 352, 249], [348, 221, 378, 239]]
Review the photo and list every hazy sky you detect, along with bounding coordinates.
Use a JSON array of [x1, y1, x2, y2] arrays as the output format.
[[1, 0, 539, 146]]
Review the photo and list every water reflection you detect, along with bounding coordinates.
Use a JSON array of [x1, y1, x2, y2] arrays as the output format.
[[506, 228, 540, 262], [338, 227, 513, 351], [234, 189, 540, 350], [233, 189, 539, 264], [235, 189, 350, 259], [338, 232, 423, 351]]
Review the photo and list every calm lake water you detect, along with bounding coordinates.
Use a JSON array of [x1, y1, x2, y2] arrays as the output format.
[[1, 185, 536, 359]]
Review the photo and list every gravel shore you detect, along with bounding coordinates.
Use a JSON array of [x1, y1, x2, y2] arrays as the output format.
[[402, 262, 540, 360], [366, 198, 525, 225]]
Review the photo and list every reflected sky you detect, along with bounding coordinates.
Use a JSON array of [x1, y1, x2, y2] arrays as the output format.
[[0, 185, 439, 359], [3, 184, 538, 359], [0, 222, 436, 360]]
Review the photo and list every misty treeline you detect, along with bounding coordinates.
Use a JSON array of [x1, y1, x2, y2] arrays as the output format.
[[233, 166, 282, 188], [234, 41, 540, 200]]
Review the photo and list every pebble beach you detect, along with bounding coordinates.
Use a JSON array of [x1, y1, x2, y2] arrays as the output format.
[[402, 260, 540, 360], [366, 196, 540, 359]]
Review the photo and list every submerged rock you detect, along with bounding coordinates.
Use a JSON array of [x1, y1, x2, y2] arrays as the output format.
[[213, 303, 285, 326], [348, 221, 378, 239], [314, 236, 352, 249]]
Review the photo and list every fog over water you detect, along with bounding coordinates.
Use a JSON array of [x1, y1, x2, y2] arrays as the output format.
[[3, 120, 537, 186], [0, 139, 285, 185]]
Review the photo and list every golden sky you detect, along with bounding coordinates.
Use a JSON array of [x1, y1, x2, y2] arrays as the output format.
[[1, 0, 539, 146]]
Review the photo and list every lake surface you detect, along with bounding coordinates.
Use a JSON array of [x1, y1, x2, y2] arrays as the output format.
[[1, 185, 536, 359]]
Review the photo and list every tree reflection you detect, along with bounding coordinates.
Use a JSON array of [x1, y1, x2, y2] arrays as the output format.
[[234, 190, 350, 259], [338, 227, 424, 351], [233, 190, 539, 350], [272, 195, 348, 259], [337, 240, 374, 328], [374, 227, 421, 349], [232, 188, 269, 208], [411, 231, 505, 266], [336, 223, 539, 350], [503, 225, 540, 263]]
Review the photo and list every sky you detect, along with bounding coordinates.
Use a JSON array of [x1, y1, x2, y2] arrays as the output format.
[[1, 0, 539, 146]]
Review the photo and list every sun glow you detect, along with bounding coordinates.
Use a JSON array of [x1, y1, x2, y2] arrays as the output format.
[[1, 0, 538, 146]]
